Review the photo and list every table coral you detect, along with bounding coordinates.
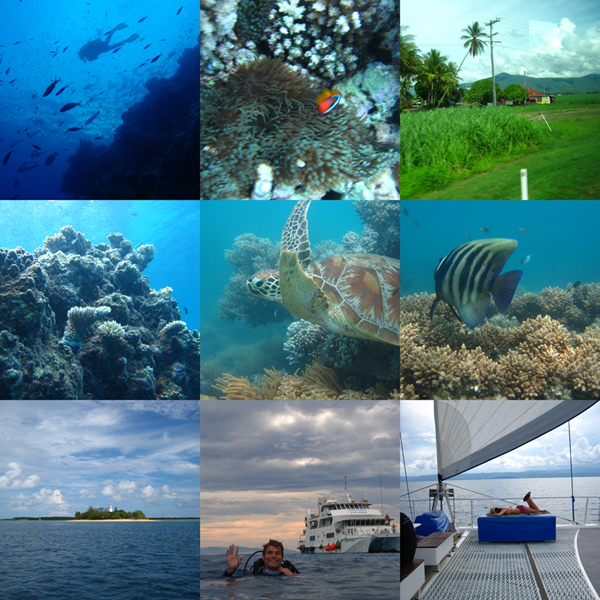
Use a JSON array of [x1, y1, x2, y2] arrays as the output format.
[[401, 285, 600, 399]]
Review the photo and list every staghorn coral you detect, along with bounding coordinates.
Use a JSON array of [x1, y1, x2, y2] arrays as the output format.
[[201, 58, 397, 199], [401, 285, 600, 399], [98, 320, 126, 340]]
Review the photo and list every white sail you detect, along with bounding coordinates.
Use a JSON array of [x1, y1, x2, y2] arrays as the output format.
[[434, 400, 598, 481]]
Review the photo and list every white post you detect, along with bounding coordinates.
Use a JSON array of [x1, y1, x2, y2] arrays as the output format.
[[520, 169, 528, 200]]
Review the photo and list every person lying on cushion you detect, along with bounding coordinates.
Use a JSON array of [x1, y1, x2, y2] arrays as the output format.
[[487, 492, 542, 516]]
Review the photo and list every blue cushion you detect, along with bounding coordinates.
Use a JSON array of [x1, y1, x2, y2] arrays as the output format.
[[478, 514, 556, 542]]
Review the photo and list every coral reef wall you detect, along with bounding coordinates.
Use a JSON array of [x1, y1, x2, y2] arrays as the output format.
[[62, 46, 200, 199], [0, 226, 199, 399]]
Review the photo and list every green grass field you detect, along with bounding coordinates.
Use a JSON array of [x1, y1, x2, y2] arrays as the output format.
[[401, 94, 600, 199]]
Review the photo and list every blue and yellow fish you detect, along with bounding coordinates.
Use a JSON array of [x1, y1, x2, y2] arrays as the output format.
[[430, 238, 522, 327]]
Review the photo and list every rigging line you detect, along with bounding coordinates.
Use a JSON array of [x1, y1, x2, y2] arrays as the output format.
[[400, 483, 435, 498], [400, 430, 415, 520]]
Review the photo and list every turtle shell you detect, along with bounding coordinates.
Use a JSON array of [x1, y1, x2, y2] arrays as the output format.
[[309, 253, 399, 345]]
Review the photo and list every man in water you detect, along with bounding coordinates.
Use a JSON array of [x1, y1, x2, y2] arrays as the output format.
[[78, 23, 139, 62], [222, 540, 298, 577], [487, 492, 542, 516]]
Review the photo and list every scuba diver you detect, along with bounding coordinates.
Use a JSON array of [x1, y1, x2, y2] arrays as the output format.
[[78, 23, 139, 62], [222, 540, 300, 577]]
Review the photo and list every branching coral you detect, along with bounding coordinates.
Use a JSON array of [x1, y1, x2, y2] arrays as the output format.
[[401, 285, 600, 399], [201, 58, 397, 199]]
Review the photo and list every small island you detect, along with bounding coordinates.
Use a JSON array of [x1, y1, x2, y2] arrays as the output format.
[[69, 506, 149, 521]]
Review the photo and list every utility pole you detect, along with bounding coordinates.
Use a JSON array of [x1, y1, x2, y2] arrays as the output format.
[[485, 19, 501, 106], [524, 70, 527, 106]]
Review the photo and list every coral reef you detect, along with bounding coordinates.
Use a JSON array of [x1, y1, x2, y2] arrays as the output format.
[[266, 0, 394, 80], [401, 285, 600, 399], [0, 226, 199, 399], [201, 58, 397, 199], [60, 306, 112, 349], [283, 320, 329, 364], [62, 46, 199, 199], [212, 358, 398, 399]]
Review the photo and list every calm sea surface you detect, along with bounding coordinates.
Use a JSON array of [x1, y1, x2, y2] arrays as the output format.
[[401, 477, 600, 527], [0, 520, 199, 600], [201, 553, 400, 600]]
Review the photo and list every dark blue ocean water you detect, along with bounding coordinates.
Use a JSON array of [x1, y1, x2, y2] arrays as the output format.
[[0, 1, 198, 200], [1, 199, 199, 332], [201, 553, 400, 600], [400, 200, 600, 297], [0, 520, 199, 600]]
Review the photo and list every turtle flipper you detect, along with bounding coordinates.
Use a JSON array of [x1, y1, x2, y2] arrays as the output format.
[[281, 200, 312, 270], [280, 250, 328, 324]]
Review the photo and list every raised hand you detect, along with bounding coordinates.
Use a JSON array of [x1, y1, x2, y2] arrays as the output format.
[[226, 544, 244, 574]]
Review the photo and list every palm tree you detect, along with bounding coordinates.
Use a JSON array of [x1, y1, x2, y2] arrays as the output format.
[[400, 26, 422, 105], [439, 22, 488, 106], [417, 49, 453, 107]]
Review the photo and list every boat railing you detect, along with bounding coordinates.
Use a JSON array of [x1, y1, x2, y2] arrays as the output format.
[[403, 495, 600, 527]]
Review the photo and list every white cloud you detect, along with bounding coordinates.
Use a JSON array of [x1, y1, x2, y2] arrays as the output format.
[[140, 485, 157, 499], [161, 485, 177, 500], [118, 480, 137, 493], [79, 488, 96, 499], [0, 463, 40, 489]]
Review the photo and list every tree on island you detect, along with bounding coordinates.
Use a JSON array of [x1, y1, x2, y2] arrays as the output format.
[[75, 506, 147, 520]]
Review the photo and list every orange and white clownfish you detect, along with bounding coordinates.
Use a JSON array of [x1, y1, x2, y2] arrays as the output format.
[[316, 89, 342, 114]]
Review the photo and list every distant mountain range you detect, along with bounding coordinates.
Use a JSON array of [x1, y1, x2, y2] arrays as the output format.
[[404, 466, 600, 482], [460, 72, 600, 95]]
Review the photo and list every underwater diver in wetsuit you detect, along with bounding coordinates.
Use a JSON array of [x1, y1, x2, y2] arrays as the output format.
[[222, 540, 300, 577], [78, 23, 139, 62]]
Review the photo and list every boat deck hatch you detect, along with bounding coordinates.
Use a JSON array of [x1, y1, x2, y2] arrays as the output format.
[[421, 529, 599, 600]]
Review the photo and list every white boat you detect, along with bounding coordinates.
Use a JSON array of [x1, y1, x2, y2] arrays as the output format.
[[401, 400, 600, 600], [297, 478, 399, 554]]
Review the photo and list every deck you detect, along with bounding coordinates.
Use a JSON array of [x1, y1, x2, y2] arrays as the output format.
[[419, 527, 600, 600]]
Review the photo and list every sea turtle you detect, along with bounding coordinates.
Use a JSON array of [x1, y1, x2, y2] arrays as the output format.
[[246, 200, 399, 346]]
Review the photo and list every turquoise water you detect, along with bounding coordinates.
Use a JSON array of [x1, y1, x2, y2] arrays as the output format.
[[0, 520, 199, 600], [0, 200, 199, 332], [400, 200, 600, 297]]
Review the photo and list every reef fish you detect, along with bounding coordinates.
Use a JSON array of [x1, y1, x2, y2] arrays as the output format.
[[65, 127, 83, 132], [316, 88, 342, 114], [60, 101, 83, 112], [138, 16, 147, 23], [521, 254, 531, 265], [3, 149, 13, 165], [184, 306, 188, 314], [56, 85, 69, 96], [31, 144, 41, 150], [18, 162, 39, 173], [480, 227, 490, 235], [150, 53, 161, 63], [177, 6, 183, 14], [400, 205, 408, 217], [430, 238, 522, 327], [42, 77, 61, 97], [411, 218, 420, 230], [519, 227, 530, 236], [85, 110, 100, 126], [45, 151, 59, 166]]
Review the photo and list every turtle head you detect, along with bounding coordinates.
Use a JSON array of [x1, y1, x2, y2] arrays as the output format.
[[246, 269, 282, 302]]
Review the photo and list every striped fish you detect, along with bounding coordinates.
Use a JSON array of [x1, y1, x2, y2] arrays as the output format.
[[430, 238, 522, 327]]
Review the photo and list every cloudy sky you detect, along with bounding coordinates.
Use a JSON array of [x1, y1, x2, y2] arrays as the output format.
[[401, 401, 600, 479], [401, 0, 600, 81], [0, 401, 200, 519], [200, 401, 400, 551]]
